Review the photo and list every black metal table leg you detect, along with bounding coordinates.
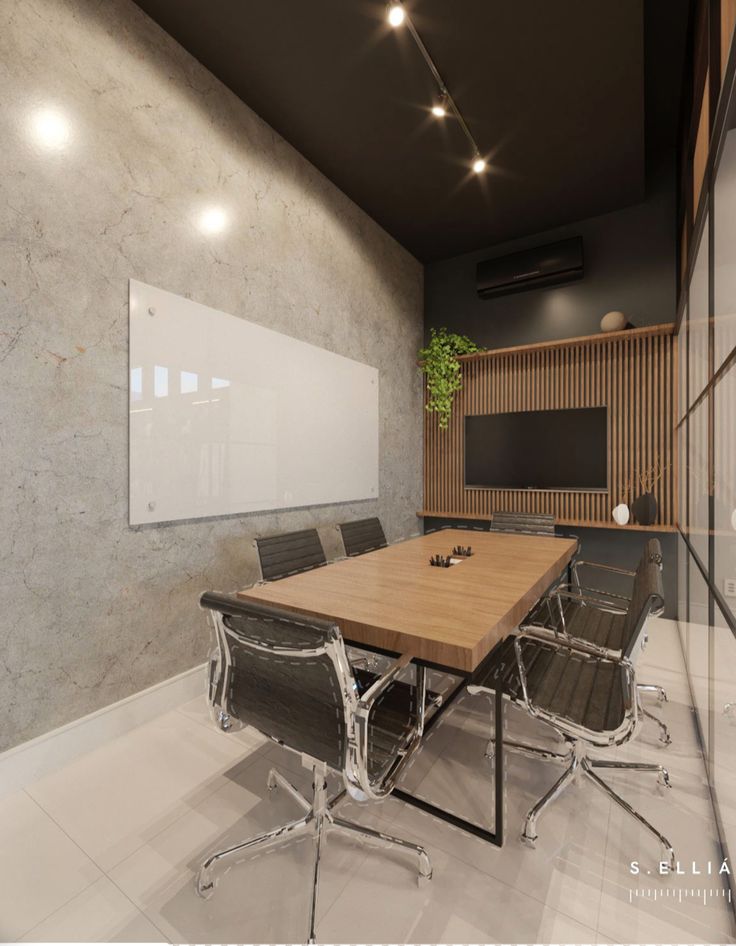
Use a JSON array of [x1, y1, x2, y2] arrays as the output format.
[[345, 637, 506, 846], [392, 673, 505, 847]]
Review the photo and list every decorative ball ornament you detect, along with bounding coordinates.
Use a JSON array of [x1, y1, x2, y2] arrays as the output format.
[[612, 503, 630, 525], [601, 311, 627, 333]]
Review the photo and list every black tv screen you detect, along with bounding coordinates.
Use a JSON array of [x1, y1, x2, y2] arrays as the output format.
[[465, 408, 608, 490]]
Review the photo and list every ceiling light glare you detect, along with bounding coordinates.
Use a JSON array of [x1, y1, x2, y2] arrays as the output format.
[[199, 206, 228, 235], [431, 94, 448, 118], [29, 106, 71, 150], [387, 3, 405, 27], [472, 156, 487, 174]]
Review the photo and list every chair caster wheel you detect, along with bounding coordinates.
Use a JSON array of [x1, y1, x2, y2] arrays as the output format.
[[418, 870, 432, 888], [660, 734, 672, 748], [521, 829, 537, 848], [267, 770, 278, 798], [658, 769, 672, 789], [195, 871, 215, 900]]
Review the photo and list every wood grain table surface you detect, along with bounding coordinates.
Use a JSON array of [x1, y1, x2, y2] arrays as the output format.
[[238, 529, 577, 673]]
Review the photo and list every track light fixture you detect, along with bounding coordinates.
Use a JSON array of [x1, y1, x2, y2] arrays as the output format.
[[387, 2, 405, 27], [431, 92, 449, 118], [386, 5, 487, 174]]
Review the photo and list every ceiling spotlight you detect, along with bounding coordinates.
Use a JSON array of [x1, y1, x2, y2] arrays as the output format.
[[472, 155, 487, 174], [29, 106, 71, 150], [431, 93, 449, 118], [387, 2, 405, 27], [198, 206, 228, 235]]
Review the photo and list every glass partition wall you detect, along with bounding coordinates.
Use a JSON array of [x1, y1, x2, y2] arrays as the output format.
[[678, 68, 736, 908]]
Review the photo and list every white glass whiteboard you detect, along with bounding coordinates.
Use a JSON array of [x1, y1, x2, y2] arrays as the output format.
[[129, 280, 379, 525]]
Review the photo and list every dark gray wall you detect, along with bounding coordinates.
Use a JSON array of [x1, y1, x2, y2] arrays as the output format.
[[425, 155, 677, 350], [423, 157, 679, 615]]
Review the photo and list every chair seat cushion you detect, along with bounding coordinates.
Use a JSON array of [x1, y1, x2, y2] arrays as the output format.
[[471, 635, 627, 734]]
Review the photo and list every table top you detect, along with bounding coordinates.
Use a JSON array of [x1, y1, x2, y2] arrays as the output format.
[[238, 529, 577, 673]]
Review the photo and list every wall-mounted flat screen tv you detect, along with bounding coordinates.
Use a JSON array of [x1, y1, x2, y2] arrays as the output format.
[[465, 407, 608, 490]]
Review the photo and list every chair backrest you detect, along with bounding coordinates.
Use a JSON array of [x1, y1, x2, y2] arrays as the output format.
[[338, 517, 387, 556], [622, 539, 665, 661], [201, 592, 354, 770], [490, 511, 556, 535], [255, 529, 327, 581]]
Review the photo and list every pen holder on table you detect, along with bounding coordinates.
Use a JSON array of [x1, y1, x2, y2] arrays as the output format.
[[429, 554, 452, 568]]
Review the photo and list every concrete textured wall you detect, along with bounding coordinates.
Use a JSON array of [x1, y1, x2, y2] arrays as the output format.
[[0, 0, 423, 751]]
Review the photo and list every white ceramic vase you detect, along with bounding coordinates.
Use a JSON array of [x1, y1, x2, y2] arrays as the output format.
[[612, 503, 630, 525]]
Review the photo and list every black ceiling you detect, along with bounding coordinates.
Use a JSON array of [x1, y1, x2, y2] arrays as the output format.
[[133, 0, 689, 262]]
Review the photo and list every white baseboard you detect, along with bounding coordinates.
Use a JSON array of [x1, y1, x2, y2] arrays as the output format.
[[0, 663, 206, 798]]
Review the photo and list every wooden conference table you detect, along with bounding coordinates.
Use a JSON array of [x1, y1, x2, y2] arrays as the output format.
[[239, 528, 578, 845]]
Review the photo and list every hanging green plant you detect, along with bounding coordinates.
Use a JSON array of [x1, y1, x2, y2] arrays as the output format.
[[419, 327, 480, 431]]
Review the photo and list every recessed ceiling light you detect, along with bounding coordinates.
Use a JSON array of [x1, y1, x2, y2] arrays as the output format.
[[472, 156, 487, 174], [29, 106, 71, 150], [199, 206, 228, 234], [387, 3, 405, 27]]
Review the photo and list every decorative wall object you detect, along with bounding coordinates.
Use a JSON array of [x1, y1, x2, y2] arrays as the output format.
[[612, 503, 631, 525], [601, 310, 627, 332], [630, 458, 668, 526], [418, 328, 479, 431], [631, 492, 658, 525], [422, 323, 676, 530]]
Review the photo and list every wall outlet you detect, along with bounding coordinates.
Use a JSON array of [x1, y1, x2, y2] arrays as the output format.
[[725, 578, 736, 598]]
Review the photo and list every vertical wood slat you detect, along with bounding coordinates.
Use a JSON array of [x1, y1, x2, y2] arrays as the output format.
[[421, 327, 676, 529]]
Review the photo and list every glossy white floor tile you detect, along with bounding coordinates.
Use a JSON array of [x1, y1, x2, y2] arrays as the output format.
[[19, 877, 166, 943], [25, 710, 263, 871], [4, 617, 735, 943], [0, 791, 101, 942]]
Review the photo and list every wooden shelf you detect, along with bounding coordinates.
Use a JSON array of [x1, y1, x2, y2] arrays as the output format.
[[456, 322, 676, 362], [417, 511, 678, 533], [423, 325, 677, 532]]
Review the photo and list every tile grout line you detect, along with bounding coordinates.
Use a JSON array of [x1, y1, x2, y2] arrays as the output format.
[[13, 789, 111, 940], [22, 715, 271, 885]]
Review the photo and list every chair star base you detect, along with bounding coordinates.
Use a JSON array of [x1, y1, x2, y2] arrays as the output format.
[[196, 764, 432, 944], [503, 739, 675, 869]]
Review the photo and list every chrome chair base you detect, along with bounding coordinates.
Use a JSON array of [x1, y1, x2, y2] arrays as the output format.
[[637, 683, 672, 746], [196, 765, 432, 944], [509, 740, 675, 869], [638, 682, 668, 702]]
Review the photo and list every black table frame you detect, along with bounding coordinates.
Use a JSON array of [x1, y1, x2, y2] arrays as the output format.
[[346, 640, 506, 847]]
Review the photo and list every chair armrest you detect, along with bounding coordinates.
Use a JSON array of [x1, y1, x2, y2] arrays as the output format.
[[573, 560, 636, 578], [357, 652, 415, 711], [517, 623, 622, 661], [552, 587, 629, 614], [349, 653, 426, 801]]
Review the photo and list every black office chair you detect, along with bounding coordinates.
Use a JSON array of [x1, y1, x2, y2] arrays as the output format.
[[337, 517, 387, 556], [254, 528, 327, 582], [197, 592, 432, 944], [490, 511, 556, 535], [528, 538, 671, 745], [468, 546, 675, 867]]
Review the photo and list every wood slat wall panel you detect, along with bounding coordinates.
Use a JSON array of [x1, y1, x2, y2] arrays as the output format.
[[423, 328, 677, 530]]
